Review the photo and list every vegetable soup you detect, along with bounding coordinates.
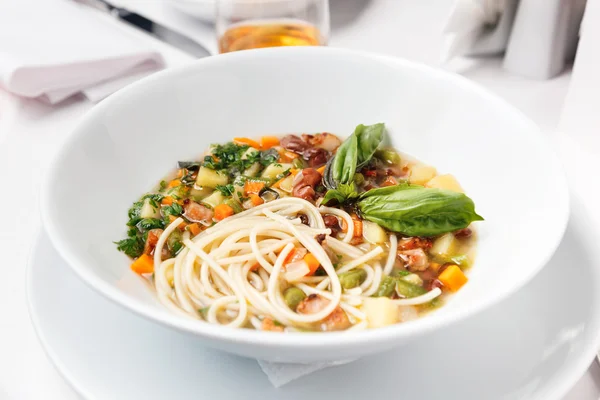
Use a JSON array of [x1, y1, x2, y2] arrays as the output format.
[[116, 123, 482, 332]]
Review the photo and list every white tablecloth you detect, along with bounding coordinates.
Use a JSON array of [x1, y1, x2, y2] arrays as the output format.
[[1, 0, 598, 398]]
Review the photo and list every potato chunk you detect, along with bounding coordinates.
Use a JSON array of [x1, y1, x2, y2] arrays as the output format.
[[426, 174, 464, 193]]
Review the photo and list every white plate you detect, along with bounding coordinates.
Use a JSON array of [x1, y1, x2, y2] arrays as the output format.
[[27, 199, 600, 400]]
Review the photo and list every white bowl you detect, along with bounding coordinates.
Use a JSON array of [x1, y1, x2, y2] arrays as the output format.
[[41, 47, 569, 363]]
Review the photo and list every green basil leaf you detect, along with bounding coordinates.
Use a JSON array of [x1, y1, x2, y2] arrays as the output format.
[[324, 123, 384, 190], [321, 189, 346, 206], [321, 183, 358, 206], [322, 158, 337, 189], [355, 123, 385, 168], [358, 184, 483, 237], [331, 132, 358, 186]]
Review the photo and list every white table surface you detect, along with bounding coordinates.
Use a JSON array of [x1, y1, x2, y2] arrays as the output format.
[[1, 0, 599, 399]]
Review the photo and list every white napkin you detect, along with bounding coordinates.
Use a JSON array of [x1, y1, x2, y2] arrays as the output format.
[[258, 359, 355, 388], [0, 0, 164, 104], [441, 0, 519, 62]]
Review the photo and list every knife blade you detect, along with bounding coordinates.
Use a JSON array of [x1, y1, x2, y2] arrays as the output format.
[[74, 0, 211, 58]]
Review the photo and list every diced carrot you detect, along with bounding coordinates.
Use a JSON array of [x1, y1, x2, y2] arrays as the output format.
[[438, 264, 468, 292], [169, 215, 187, 229], [352, 219, 363, 238], [214, 204, 234, 221], [161, 196, 174, 206], [244, 180, 265, 195], [167, 179, 181, 188], [341, 219, 348, 233], [316, 165, 326, 175], [234, 137, 261, 149], [260, 136, 280, 149], [249, 262, 260, 272], [303, 253, 321, 276], [249, 194, 264, 206], [381, 176, 397, 187], [283, 150, 299, 160], [187, 223, 202, 236], [290, 168, 300, 176], [130, 254, 154, 274], [349, 214, 362, 237], [284, 248, 300, 264]]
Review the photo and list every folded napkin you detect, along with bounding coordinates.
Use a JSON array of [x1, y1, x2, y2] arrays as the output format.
[[258, 359, 354, 388], [0, 0, 164, 104]]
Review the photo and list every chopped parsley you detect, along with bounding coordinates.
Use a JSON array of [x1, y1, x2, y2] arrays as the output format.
[[136, 218, 165, 232], [114, 237, 144, 258], [127, 201, 143, 227], [143, 193, 164, 203], [162, 203, 183, 217], [202, 142, 280, 175], [203, 142, 249, 170], [215, 184, 235, 196]]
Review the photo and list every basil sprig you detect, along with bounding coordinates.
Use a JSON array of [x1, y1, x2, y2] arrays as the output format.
[[330, 131, 358, 186], [321, 122, 483, 237], [355, 123, 385, 168], [321, 183, 359, 206], [357, 184, 484, 237], [323, 123, 385, 190]]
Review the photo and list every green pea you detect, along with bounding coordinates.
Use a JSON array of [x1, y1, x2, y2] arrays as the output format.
[[373, 276, 396, 297], [395, 279, 426, 298], [283, 287, 306, 311], [353, 172, 365, 186], [339, 269, 367, 290], [292, 157, 307, 169], [375, 149, 401, 165]]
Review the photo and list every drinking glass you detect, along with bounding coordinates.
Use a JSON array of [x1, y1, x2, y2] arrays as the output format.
[[216, 0, 330, 53]]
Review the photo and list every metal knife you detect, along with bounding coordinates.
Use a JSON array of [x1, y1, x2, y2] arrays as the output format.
[[74, 0, 211, 58]]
